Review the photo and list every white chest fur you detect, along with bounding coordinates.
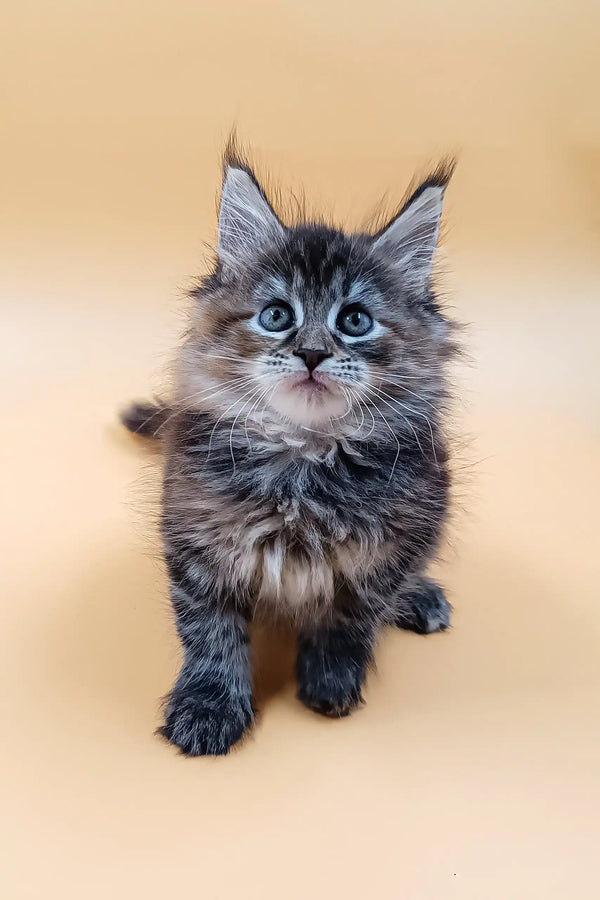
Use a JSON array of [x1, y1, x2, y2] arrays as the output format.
[[258, 536, 335, 611]]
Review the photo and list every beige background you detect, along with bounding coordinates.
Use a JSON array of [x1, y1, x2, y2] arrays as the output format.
[[2, 1, 600, 897]]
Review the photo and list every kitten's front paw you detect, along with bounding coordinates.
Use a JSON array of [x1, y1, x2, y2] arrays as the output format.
[[395, 578, 452, 634], [297, 656, 365, 718], [159, 688, 253, 756]]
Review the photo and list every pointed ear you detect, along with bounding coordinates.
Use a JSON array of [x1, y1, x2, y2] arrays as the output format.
[[372, 164, 453, 291], [217, 164, 284, 272]]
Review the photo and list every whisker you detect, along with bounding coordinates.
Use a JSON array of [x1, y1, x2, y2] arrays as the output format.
[[155, 376, 255, 434], [228, 382, 269, 476], [369, 398, 401, 483], [338, 383, 366, 439], [205, 378, 270, 465], [373, 375, 438, 411], [243, 383, 273, 449], [258, 383, 279, 431], [348, 383, 376, 439], [369, 383, 438, 466], [204, 354, 253, 364], [364, 384, 426, 460]]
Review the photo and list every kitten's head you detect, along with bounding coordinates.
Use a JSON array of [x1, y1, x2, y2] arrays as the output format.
[[184, 149, 456, 436]]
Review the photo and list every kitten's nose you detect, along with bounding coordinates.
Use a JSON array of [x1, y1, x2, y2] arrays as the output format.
[[293, 348, 332, 374]]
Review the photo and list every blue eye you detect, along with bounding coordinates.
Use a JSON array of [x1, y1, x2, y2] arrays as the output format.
[[258, 303, 294, 333], [337, 305, 373, 337]]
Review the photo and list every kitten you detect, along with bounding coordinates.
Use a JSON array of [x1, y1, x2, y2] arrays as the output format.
[[122, 145, 458, 756]]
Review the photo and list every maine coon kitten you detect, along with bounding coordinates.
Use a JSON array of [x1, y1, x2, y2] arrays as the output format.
[[122, 146, 458, 756]]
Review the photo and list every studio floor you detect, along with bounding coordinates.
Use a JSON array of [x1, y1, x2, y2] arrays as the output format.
[[2, 1, 599, 897]]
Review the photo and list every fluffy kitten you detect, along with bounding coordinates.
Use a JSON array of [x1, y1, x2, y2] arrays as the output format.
[[122, 146, 458, 755]]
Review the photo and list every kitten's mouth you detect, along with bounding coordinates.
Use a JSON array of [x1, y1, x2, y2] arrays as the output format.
[[271, 372, 347, 425], [286, 372, 333, 398]]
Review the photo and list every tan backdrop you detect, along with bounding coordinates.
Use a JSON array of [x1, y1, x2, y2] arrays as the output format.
[[2, 1, 599, 897]]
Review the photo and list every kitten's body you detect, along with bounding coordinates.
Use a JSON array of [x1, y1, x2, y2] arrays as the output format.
[[123, 148, 458, 754], [163, 404, 447, 625]]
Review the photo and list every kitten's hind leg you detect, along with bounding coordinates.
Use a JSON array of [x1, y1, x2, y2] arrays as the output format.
[[394, 574, 452, 635]]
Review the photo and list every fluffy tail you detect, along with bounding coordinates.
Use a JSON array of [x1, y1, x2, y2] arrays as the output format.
[[120, 401, 170, 438]]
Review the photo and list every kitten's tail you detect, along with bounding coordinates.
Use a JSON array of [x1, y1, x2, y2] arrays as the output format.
[[120, 401, 170, 438]]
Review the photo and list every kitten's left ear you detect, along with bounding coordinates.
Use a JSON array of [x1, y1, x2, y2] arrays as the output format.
[[218, 162, 284, 274], [372, 162, 454, 291]]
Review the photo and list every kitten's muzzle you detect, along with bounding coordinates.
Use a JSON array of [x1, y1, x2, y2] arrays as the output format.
[[293, 348, 332, 374]]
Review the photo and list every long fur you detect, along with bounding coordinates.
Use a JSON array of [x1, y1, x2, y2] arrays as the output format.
[[122, 146, 459, 755]]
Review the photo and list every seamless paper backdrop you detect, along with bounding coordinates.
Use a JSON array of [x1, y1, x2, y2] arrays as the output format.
[[2, 1, 599, 898]]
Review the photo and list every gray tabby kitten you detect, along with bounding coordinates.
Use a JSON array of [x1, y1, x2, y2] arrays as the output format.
[[122, 146, 458, 756]]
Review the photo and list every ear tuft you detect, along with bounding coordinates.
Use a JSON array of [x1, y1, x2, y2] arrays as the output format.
[[217, 141, 283, 272], [372, 159, 455, 291]]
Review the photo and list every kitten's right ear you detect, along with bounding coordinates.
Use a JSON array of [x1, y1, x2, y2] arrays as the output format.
[[217, 163, 284, 274]]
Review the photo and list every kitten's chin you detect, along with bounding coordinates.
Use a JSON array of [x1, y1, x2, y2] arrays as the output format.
[[269, 378, 348, 427]]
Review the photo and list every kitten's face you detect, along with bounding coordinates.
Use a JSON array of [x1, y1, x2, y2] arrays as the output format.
[[249, 242, 380, 427], [214, 227, 426, 428], [186, 159, 454, 433]]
